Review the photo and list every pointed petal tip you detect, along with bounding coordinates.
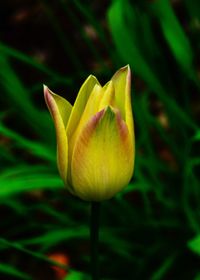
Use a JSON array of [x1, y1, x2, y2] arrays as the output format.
[[120, 64, 130, 71], [43, 84, 50, 96], [43, 84, 50, 102], [43, 84, 47, 94], [88, 74, 95, 79], [43, 84, 52, 103], [43, 85, 56, 97], [124, 64, 130, 68], [112, 65, 131, 79], [90, 107, 106, 125], [119, 65, 131, 85], [102, 80, 114, 93], [44, 86, 63, 111], [86, 74, 100, 85], [121, 65, 131, 79], [43, 85, 54, 111]]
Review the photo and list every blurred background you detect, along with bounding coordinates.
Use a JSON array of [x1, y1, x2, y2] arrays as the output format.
[[0, 0, 200, 279]]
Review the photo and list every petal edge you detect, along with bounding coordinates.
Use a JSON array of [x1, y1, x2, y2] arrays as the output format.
[[44, 85, 70, 182]]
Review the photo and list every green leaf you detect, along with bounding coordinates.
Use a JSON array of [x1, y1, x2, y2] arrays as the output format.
[[21, 227, 88, 249], [151, 0, 193, 74], [65, 270, 89, 280], [0, 263, 31, 280], [108, 0, 197, 130], [0, 166, 62, 198], [188, 235, 200, 254]]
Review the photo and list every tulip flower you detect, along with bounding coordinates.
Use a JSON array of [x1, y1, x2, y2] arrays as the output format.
[[44, 65, 135, 201]]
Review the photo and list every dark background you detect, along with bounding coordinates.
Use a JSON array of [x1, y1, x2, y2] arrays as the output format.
[[0, 0, 200, 279]]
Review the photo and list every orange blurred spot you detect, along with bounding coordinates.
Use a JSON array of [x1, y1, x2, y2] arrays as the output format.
[[48, 252, 70, 280]]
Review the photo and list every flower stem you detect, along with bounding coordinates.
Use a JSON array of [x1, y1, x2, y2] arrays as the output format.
[[90, 202, 100, 280]]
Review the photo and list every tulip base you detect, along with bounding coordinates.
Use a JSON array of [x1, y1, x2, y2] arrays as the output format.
[[90, 202, 101, 280]]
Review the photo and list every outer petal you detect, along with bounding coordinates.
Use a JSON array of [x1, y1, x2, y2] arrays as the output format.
[[66, 75, 100, 139], [44, 85, 72, 182], [71, 106, 134, 201], [112, 65, 135, 167], [111, 66, 133, 131]]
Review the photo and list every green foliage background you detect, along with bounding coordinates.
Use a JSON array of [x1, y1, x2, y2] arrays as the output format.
[[0, 0, 200, 279]]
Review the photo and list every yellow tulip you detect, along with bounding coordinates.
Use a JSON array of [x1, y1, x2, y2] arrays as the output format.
[[44, 66, 135, 201]]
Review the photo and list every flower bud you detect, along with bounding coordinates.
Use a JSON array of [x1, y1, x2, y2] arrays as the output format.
[[44, 66, 135, 201]]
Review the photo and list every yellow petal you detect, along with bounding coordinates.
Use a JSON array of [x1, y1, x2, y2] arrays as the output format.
[[72, 80, 115, 143], [70, 81, 115, 157], [66, 75, 100, 139], [112, 65, 135, 162], [66, 77, 100, 184], [98, 80, 115, 111], [71, 106, 134, 201], [75, 84, 103, 133], [44, 85, 72, 182]]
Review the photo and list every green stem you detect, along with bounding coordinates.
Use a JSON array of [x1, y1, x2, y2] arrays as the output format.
[[90, 202, 101, 280]]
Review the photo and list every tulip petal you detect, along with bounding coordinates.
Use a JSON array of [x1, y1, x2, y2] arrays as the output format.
[[75, 84, 103, 132], [67, 80, 101, 184], [67, 75, 100, 139], [99, 81, 115, 110], [72, 81, 115, 143], [71, 106, 134, 201], [112, 65, 135, 152], [44, 86, 72, 181]]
